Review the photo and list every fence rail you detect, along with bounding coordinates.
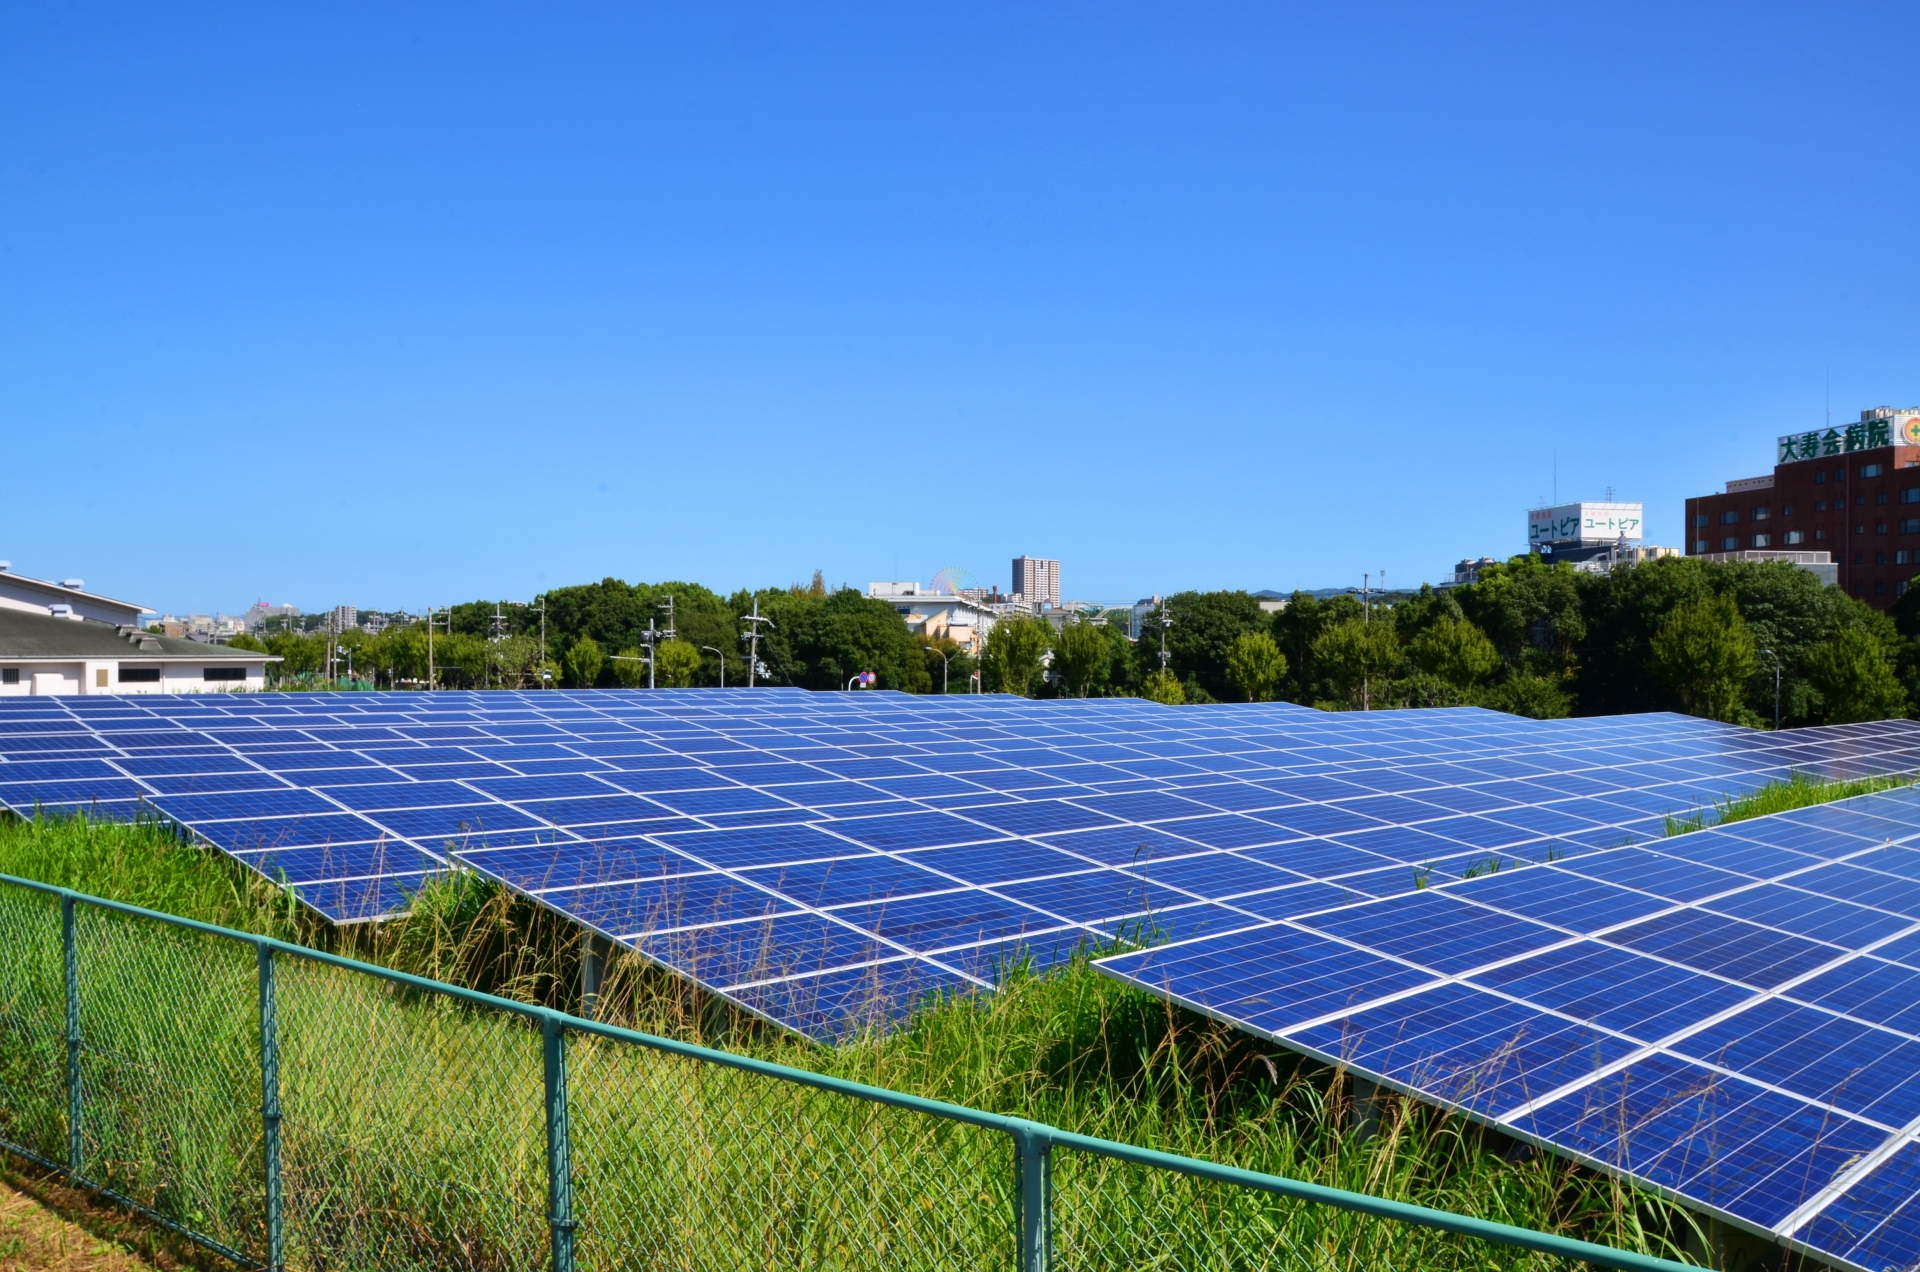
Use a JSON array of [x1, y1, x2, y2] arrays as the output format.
[[0, 871, 1697, 1272]]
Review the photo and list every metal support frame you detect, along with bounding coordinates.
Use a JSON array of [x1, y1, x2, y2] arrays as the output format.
[[1012, 1122, 1052, 1272], [579, 932, 605, 1022], [1351, 1075, 1384, 1144], [257, 944, 284, 1271], [543, 1017, 576, 1272], [61, 895, 81, 1179]]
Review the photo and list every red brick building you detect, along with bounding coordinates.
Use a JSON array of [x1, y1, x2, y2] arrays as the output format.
[[1685, 407, 1920, 609]]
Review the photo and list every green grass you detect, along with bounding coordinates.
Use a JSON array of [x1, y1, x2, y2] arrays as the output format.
[[0, 813, 1708, 1270], [1663, 770, 1917, 837]]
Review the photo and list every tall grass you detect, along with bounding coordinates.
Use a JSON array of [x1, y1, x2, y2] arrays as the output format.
[[1663, 770, 1917, 836], [0, 813, 1707, 1269]]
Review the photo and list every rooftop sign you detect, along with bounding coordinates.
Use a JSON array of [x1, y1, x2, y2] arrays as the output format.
[[1527, 501, 1643, 547], [1778, 412, 1920, 462]]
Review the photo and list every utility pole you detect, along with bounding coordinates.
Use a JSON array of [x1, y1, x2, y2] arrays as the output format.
[[1156, 597, 1173, 673], [537, 596, 547, 687], [426, 607, 435, 691], [640, 595, 677, 690], [740, 596, 773, 687]]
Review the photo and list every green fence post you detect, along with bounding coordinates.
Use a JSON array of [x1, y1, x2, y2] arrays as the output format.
[[61, 894, 81, 1181], [1012, 1122, 1052, 1272], [257, 943, 284, 1272], [543, 1016, 575, 1272]]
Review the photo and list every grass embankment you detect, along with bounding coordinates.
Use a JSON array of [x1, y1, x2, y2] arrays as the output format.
[[1663, 770, 1917, 837], [0, 814, 1705, 1270]]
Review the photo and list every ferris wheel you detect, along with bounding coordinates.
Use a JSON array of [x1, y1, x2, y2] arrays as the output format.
[[930, 566, 977, 595]]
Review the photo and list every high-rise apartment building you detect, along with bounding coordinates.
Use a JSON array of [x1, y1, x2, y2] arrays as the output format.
[[1011, 556, 1060, 609]]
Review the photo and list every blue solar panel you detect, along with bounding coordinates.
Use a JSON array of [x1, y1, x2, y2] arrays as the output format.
[[9, 690, 1920, 1267]]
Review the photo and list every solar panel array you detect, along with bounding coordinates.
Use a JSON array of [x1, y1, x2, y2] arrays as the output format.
[[4, 689, 1920, 1269]]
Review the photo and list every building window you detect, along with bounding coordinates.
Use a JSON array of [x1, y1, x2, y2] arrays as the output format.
[[1, 670, 16, 685], [1783, 503, 1795, 515], [1856, 552, 1866, 564], [1903, 488, 1920, 504], [1837, 469, 1848, 481], [1816, 500, 1827, 511], [1816, 528, 1828, 541], [1901, 551, 1912, 565], [118, 668, 160, 683], [1816, 470, 1828, 484], [1903, 519, 1920, 534], [1720, 510, 1739, 525], [1858, 523, 1867, 534], [1855, 585, 1866, 596], [1863, 463, 1885, 477], [203, 667, 247, 682], [1720, 537, 1737, 551], [1878, 582, 1888, 595], [1879, 551, 1889, 564], [1902, 580, 1911, 596], [1786, 530, 1805, 545], [1880, 522, 1890, 534], [1752, 506, 1770, 521], [1752, 534, 1772, 548], [1880, 492, 1890, 504], [1694, 513, 1708, 528], [1693, 539, 1708, 553], [1858, 494, 1868, 506]]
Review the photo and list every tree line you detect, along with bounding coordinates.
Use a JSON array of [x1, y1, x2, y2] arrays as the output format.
[[223, 555, 1918, 725]]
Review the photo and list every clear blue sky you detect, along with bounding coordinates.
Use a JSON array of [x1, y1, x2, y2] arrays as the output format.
[[5, 5, 1916, 614]]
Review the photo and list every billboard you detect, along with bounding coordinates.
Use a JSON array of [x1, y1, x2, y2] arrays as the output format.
[[1527, 502, 1644, 547], [1778, 412, 1920, 462]]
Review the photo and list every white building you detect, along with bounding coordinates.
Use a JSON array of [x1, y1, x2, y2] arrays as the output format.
[[0, 607, 275, 695], [0, 562, 152, 626], [867, 582, 998, 654], [1012, 556, 1061, 609]]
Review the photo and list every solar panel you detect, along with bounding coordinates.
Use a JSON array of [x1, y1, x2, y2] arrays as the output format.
[[7, 689, 1920, 1269], [1100, 786, 1920, 1272]]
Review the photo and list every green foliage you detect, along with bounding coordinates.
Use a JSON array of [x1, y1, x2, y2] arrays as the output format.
[[1664, 770, 1917, 835], [1141, 668, 1186, 704], [651, 639, 700, 688], [758, 587, 925, 691], [1478, 671, 1572, 719], [1390, 584, 1466, 646], [1649, 593, 1757, 722], [225, 632, 268, 653], [610, 646, 648, 688], [1454, 556, 1585, 676], [1136, 591, 1269, 703], [563, 634, 606, 688], [1310, 619, 1402, 710], [1409, 615, 1500, 689], [1269, 592, 1363, 704], [1224, 631, 1287, 702], [1806, 627, 1908, 723], [1051, 616, 1112, 698], [981, 615, 1054, 697]]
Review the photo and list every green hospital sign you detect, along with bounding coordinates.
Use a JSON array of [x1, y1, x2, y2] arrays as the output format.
[[1778, 413, 1920, 463]]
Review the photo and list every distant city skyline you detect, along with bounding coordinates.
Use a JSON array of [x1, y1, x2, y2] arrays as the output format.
[[4, 6, 1916, 612]]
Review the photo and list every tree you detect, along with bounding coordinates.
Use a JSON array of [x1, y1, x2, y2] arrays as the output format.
[[1806, 628, 1907, 723], [1270, 592, 1363, 704], [563, 635, 605, 688], [1224, 631, 1287, 702], [1649, 593, 1757, 722], [1141, 668, 1186, 704], [610, 646, 648, 688], [1480, 672, 1572, 719], [1410, 616, 1501, 689], [1311, 619, 1403, 710], [1135, 591, 1269, 702], [654, 639, 701, 688], [1052, 616, 1112, 697], [756, 588, 925, 691], [981, 615, 1054, 697], [1456, 556, 1586, 676]]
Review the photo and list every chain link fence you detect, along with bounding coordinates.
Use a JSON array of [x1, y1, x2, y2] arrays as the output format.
[[0, 872, 1698, 1272]]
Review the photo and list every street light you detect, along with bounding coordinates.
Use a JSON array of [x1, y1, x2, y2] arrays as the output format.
[[702, 646, 726, 689], [923, 645, 953, 694], [1762, 647, 1782, 731]]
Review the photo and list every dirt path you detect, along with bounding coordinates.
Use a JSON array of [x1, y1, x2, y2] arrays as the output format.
[[0, 1163, 244, 1272]]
